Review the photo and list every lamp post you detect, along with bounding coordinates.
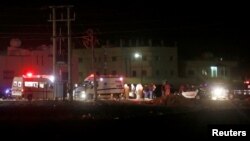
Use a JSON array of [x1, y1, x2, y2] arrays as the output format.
[[134, 52, 143, 84]]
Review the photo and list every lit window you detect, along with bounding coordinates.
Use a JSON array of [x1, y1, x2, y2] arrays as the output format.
[[39, 83, 45, 88], [210, 66, 218, 78], [13, 81, 17, 87]]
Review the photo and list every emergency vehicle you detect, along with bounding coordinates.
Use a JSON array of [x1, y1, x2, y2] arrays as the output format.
[[11, 72, 54, 100], [73, 74, 124, 100]]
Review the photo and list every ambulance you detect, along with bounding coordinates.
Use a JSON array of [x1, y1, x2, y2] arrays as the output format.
[[11, 72, 54, 100], [73, 74, 124, 100]]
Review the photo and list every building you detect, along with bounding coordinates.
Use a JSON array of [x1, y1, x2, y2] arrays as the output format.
[[73, 39, 178, 85], [0, 38, 240, 93], [74, 40, 240, 87], [180, 52, 238, 84]]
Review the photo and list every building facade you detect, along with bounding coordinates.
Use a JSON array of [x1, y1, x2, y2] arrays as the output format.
[[181, 55, 238, 84], [73, 45, 178, 85], [0, 39, 240, 93]]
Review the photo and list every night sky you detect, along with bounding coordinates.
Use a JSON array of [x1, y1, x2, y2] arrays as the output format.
[[0, 1, 249, 63]]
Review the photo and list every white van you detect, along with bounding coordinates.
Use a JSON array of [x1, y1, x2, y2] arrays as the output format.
[[11, 74, 54, 100], [74, 74, 124, 100]]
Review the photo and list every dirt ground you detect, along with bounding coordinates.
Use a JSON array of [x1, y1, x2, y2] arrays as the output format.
[[0, 97, 250, 139]]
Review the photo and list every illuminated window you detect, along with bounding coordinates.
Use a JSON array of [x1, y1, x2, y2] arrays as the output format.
[[25, 82, 33, 87], [13, 81, 17, 87], [24, 81, 38, 88], [39, 83, 45, 88], [210, 66, 218, 78]]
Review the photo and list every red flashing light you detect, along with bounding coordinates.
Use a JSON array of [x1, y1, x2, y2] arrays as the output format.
[[244, 80, 250, 84], [27, 72, 33, 77]]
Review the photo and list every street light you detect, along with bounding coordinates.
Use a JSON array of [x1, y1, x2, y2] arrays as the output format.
[[134, 52, 143, 84]]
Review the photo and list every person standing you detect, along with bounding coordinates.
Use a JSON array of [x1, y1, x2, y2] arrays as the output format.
[[164, 81, 171, 97], [124, 84, 130, 99], [136, 83, 143, 99], [149, 83, 156, 99]]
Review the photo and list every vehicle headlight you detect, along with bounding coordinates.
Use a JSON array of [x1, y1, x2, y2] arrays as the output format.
[[80, 91, 86, 99], [211, 87, 228, 97]]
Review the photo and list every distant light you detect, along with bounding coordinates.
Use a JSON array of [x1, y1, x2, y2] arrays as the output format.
[[49, 75, 55, 82], [244, 81, 249, 84], [134, 53, 141, 58], [80, 92, 86, 99], [100, 78, 103, 81], [5, 88, 10, 94], [119, 77, 123, 81], [210, 66, 217, 71]]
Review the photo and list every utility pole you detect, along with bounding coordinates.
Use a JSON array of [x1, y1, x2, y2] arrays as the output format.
[[48, 5, 75, 100], [82, 29, 98, 101]]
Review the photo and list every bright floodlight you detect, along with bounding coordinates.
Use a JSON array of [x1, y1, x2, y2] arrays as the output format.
[[49, 75, 55, 82]]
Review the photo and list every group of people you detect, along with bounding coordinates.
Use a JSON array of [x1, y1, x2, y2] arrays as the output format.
[[123, 83, 156, 100], [123, 80, 174, 100]]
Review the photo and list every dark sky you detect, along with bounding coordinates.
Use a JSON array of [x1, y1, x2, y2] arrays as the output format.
[[0, 1, 249, 61]]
